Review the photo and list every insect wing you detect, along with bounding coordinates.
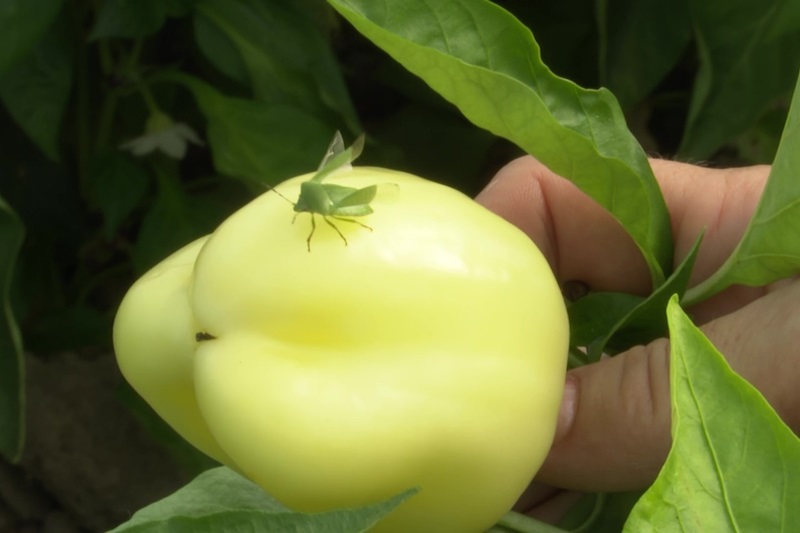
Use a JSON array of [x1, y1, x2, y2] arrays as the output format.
[[318, 131, 346, 170], [313, 134, 365, 183], [334, 184, 378, 208]]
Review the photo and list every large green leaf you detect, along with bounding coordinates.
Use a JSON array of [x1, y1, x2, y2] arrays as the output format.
[[679, 0, 800, 158], [0, 196, 25, 462], [161, 73, 334, 186], [109, 466, 416, 533], [0, 0, 64, 74], [624, 297, 800, 531], [597, 0, 691, 109], [0, 17, 73, 161], [684, 71, 800, 304], [327, 0, 672, 285], [195, 0, 360, 134]]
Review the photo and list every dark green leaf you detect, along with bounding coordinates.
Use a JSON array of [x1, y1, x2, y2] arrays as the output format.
[[109, 467, 417, 533], [559, 491, 644, 532], [0, 196, 25, 462], [496, 0, 599, 89], [0, 17, 73, 161], [162, 0, 201, 17], [328, 0, 673, 286], [25, 304, 111, 354], [89, 0, 171, 40], [678, 0, 800, 158], [0, 0, 64, 74], [196, 0, 360, 133], [568, 292, 644, 348], [192, 10, 250, 86], [86, 152, 151, 239], [624, 297, 800, 531], [685, 72, 800, 303], [366, 104, 497, 194], [163, 73, 334, 185], [597, 0, 691, 108], [132, 163, 242, 273], [596, 233, 701, 357]]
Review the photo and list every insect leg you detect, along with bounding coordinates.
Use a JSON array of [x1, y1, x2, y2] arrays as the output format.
[[306, 213, 317, 252], [322, 216, 349, 247], [331, 216, 373, 232]]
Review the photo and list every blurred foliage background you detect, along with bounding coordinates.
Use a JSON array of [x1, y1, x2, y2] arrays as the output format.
[[0, 0, 798, 529]]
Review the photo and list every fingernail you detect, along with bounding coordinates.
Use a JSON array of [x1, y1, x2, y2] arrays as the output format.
[[553, 374, 578, 443]]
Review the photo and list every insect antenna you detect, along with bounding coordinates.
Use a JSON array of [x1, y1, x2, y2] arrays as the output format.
[[264, 183, 296, 207]]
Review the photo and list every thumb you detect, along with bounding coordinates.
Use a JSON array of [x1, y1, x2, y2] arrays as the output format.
[[535, 280, 800, 492]]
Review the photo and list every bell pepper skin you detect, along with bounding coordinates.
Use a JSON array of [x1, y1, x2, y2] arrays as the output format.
[[113, 167, 569, 532]]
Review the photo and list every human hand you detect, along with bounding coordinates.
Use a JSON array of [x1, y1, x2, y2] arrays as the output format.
[[475, 156, 799, 517]]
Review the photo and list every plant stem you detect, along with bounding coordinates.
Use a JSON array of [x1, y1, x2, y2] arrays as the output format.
[[490, 511, 570, 533]]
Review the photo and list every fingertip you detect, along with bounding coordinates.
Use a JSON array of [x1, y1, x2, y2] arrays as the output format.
[[536, 342, 672, 492], [552, 373, 579, 444]]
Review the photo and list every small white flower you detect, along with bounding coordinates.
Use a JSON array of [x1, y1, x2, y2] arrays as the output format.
[[120, 112, 204, 160]]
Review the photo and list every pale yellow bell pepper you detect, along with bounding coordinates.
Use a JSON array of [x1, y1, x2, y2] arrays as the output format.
[[113, 166, 569, 532]]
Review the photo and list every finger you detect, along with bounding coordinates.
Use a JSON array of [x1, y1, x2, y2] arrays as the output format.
[[476, 157, 770, 309], [534, 280, 800, 492], [476, 156, 650, 295]]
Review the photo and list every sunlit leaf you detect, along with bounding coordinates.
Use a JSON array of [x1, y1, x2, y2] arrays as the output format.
[[328, 0, 673, 286], [625, 297, 800, 531]]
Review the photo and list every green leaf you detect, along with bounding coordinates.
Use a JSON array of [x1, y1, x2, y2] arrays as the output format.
[[0, 16, 73, 161], [624, 297, 800, 531], [597, 0, 691, 108], [684, 72, 800, 303], [86, 152, 150, 239], [0, 0, 64, 74], [678, 0, 800, 158], [328, 0, 672, 286], [89, 0, 185, 40], [0, 196, 25, 462], [161, 73, 334, 185], [568, 292, 644, 348], [192, 10, 250, 86], [109, 466, 417, 533], [195, 0, 360, 134]]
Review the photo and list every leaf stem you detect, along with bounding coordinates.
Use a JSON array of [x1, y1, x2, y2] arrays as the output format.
[[567, 346, 590, 369]]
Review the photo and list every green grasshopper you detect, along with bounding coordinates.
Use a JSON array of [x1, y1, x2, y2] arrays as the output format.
[[274, 132, 378, 251]]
